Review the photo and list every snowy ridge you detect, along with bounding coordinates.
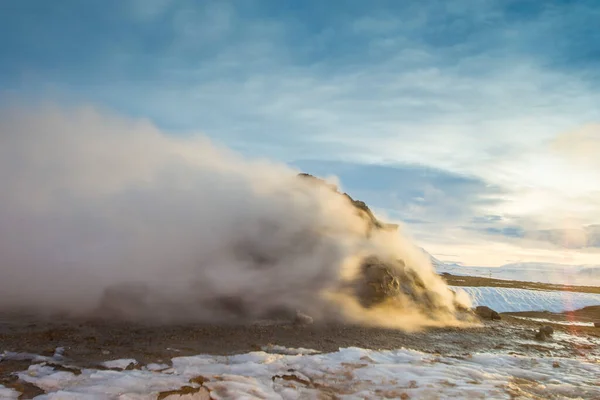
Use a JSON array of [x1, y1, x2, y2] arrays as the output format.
[[437, 261, 600, 286], [5, 347, 599, 399], [454, 286, 600, 313]]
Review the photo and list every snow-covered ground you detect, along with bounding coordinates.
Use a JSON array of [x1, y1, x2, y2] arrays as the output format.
[[0, 385, 19, 399], [455, 286, 600, 313], [437, 262, 600, 286], [511, 316, 596, 327], [2, 346, 600, 399]]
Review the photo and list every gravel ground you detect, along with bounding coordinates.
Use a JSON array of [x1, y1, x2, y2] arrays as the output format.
[[1, 312, 598, 367]]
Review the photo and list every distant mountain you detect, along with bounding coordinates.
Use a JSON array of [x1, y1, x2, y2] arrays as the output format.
[[428, 253, 445, 269]]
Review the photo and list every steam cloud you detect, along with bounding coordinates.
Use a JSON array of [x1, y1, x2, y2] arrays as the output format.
[[0, 104, 470, 329]]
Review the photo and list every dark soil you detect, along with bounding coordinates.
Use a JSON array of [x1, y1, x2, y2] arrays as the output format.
[[1, 312, 598, 368], [442, 273, 600, 294]]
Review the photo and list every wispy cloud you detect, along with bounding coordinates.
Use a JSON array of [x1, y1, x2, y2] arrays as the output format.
[[468, 219, 600, 250]]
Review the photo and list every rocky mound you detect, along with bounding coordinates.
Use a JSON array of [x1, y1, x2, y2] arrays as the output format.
[[298, 173, 468, 317], [298, 173, 399, 234]]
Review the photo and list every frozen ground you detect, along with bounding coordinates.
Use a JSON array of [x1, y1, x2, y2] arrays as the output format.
[[455, 286, 600, 313], [2, 273, 600, 398], [0, 385, 18, 399], [1, 345, 600, 399], [511, 316, 596, 327]]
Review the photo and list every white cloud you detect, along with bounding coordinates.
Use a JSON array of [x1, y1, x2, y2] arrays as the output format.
[[551, 124, 600, 167], [424, 230, 600, 267]]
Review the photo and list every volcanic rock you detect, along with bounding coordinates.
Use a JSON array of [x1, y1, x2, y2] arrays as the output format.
[[474, 306, 502, 320]]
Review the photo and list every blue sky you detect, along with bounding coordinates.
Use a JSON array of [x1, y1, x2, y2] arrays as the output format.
[[1, 0, 599, 266]]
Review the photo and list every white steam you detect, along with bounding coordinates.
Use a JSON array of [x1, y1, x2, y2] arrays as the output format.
[[0, 104, 470, 328]]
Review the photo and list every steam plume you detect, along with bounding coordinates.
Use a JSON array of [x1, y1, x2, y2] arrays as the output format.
[[0, 104, 470, 329]]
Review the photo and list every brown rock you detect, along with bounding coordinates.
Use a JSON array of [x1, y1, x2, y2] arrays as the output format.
[[297, 173, 398, 234], [539, 325, 554, 336], [474, 306, 501, 320], [157, 386, 210, 400], [535, 325, 554, 341]]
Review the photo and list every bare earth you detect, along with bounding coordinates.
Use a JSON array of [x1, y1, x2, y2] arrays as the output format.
[[1, 274, 600, 398]]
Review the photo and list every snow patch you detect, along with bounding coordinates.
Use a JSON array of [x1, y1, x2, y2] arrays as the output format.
[[11, 347, 600, 399], [0, 385, 20, 399], [512, 316, 596, 327], [455, 286, 600, 312], [145, 363, 171, 371], [101, 358, 138, 370]]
